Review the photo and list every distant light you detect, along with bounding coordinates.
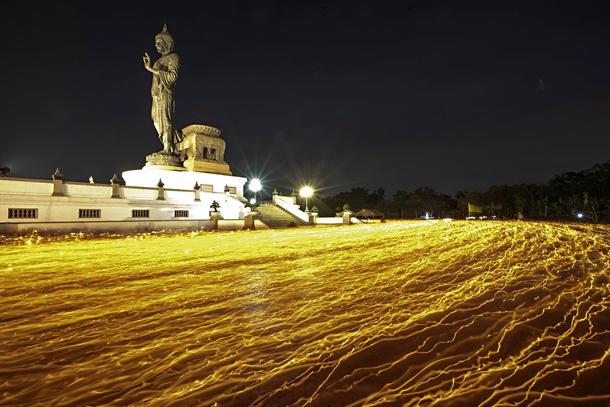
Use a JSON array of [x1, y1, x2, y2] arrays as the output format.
[[576, 213, 584, 219], [299, 186, 314, 198], [250, 198, 256, 205], [249, 178, 262, 193], [424, 212, 430, 220]]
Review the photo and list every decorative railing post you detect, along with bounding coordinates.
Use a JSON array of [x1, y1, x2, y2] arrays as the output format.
[[210, 212, 220, 230], [110, 174, 121, 198], [310, 206, 319, 225], [156, 179, 165, 200], [51, 168, 65, 196], [272, 188, 279, 204], [243, 211, 257, 230], [194, 181, 201, 202], [290, 189, 297, 204], [343, 210, 352, 225]]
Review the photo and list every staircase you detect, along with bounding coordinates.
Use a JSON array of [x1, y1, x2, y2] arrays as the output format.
[[256, 203, 307, 228]]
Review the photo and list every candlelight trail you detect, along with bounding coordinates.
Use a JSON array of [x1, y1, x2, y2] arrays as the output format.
[[1, 221, 609, 406]]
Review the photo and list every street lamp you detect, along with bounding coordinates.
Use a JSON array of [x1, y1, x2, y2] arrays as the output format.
[[248, 178, 262, 207], [299, 186, 314, 212]]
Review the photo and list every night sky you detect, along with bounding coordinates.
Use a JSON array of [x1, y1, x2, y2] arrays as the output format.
[[1, 1, 609, 196]]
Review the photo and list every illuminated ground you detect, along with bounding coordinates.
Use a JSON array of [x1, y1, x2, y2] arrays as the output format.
[[1, 221, 609, 406]]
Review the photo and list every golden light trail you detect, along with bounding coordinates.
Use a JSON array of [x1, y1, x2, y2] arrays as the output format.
[[0, 221, 609, 405]]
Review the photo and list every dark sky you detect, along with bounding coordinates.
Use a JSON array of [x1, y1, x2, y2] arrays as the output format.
[[1, 1, 609, 196]]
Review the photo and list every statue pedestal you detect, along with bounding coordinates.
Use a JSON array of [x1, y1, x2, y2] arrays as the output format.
[[176, 125, 232, 175], [182, 159, 231, 175], [128, 124, 242, 192], [145, 151, 183, 169]]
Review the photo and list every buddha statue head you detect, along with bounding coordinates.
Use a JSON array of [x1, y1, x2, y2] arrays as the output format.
[[154, 24, 174, 55]]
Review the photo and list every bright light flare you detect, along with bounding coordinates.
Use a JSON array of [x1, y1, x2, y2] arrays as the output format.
[[299, 185, 313, 198], [248, 178, 262, 193]]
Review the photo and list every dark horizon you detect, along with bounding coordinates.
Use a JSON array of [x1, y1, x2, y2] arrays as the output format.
[[1, 1, 609, 196]]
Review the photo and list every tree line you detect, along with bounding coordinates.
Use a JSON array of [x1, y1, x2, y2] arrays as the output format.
[[316, 160, 610, 222]]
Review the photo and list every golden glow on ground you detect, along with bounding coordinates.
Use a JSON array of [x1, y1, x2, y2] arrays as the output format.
[[1, 221, 609, 405]]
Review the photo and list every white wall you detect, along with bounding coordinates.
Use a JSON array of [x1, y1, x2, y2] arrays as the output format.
[[122, 168, 247, 197], [217, 219, 269, 231], [0, 219, 217, 234], [64, 182, 112, 198], [0, 176, 247, 227], [0, 177, 52, 195], [315, 217, 343, 224]]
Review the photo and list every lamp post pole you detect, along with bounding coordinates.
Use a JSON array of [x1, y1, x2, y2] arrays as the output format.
[[249, 178, 262, 209]]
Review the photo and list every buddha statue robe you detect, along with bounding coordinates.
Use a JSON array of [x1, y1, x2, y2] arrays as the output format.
[[151, 52, 181, 148]]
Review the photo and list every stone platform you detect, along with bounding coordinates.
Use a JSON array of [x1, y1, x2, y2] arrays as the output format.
[[143, 124, 233, 175], [177, 125, 232, 175], [122, 167, 247, 196]]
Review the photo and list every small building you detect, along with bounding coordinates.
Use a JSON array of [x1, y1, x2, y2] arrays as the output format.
[[353, 208, 384, 223]]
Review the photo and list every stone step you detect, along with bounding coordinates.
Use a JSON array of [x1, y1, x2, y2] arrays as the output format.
[[257, 204, 306, 228]]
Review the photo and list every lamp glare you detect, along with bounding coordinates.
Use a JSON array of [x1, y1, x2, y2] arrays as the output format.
[[249, 178, 262, 193], [299, 186, 314, 198]]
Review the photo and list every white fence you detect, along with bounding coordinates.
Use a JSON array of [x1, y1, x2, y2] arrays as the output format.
[[315, 217, 343, 224]]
